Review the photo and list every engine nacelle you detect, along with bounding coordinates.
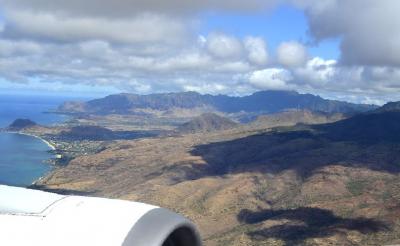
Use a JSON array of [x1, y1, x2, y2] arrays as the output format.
[[0, 185, 201, 246]]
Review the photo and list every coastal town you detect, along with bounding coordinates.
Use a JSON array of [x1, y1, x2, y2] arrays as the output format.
[[1, 118, 117, 168]]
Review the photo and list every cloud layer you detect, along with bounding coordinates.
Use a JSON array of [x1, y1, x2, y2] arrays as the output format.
[[0, 0, 400, 104], [295, 0, 400, 67], [1, 0, 276, 16]]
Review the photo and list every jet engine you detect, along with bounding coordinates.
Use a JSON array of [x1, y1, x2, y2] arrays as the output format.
[[0, 185, 201, 246]]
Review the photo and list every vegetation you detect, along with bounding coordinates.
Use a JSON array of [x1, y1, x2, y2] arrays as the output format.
[[346, 180, 369, 196], [177, 113, 238, 133], [33, 99, 400, 245]]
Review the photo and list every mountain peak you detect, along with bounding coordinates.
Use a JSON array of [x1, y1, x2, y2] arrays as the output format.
[[8, 119, 37, 130], [374, 101, 400, 113]]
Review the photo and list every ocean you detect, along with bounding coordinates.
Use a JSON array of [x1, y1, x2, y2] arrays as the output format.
[[0, 133, 54, 187], [0, 94, 70, 128], [0, 94, 86, 187]]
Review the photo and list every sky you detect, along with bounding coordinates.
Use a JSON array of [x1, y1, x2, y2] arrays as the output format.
[[0, 0, 399, 104]]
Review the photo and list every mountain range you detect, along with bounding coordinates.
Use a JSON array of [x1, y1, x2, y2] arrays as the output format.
[[57, 90, 376, 116], [37, 100, 400, 245]]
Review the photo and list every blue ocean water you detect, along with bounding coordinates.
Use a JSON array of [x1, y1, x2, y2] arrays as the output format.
[[0, 94, 88, 187], [0, 94, 70, 128], [0, 133, 53, 187]]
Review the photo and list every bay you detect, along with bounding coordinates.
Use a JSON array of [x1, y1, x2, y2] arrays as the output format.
[[0, 133, 53, 187], [0, 94, 89, 187]]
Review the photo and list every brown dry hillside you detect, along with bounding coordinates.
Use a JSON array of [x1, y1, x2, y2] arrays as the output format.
[[36, 111, 400, 245], [177, 113, 239, 133], [250, 110, 345, 129]]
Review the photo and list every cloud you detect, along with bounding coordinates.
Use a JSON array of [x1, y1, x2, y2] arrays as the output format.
[[3, 11, 188, 44], [277, 41, 307, 67], [183, 83, 229, 95], [244, 36, 269, 66], [206, 33, 243, 59], [0, 35, 254, 94], [248, 68, 292, 90], [362, 67, 400, 83], [292, 57, 363, 92], [1, 0, 400, 105], [0, 0, 278, 17], [293, 57, 336, 85], [290, 57, 400, 103], [0, 39, 43, 56], [295, 0, 400, 67]]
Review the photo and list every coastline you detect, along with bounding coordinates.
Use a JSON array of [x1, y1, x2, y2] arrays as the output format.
[[0, 131, 59, 187], [5, 131, 56, 151]]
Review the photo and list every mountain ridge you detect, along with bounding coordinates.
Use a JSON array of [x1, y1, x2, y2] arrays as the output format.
[[373, 101, 400, 113], [57, 90, 377, 116]]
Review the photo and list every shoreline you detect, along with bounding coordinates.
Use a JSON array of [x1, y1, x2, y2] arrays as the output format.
[[4, 131, 56, 151], [0, 131, 59, 187]]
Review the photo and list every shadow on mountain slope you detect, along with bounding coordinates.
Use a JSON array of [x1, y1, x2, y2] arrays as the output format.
[[317, 111, 400, 143], [189, 112, 400, 179], [30, 185, 98, 196], [237, 207, 390, 245]]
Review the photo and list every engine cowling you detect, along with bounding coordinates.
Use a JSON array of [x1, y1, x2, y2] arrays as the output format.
[[0, 185, 202, 246]]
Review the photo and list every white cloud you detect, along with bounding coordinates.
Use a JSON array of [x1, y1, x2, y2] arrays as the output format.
[[248, 68, 292, 90], [1, 0, 400, 104], [206, 33, 243, 59], [183, 83, 228, 95], [151, 52, 213, 72], [3, 11, 188, 44], [0, 0, 278, 17], [277, 41, 307, 67], [289, 57, 400, 103], [119, 79, 152, 93], [78, 41, 114, 60], [214, 61, 251, 73], [294, 57, 336, 85], [0, 39, 43, 56], [360, 97, 387, 106], [244, 36, 269, 66], [292, 57, 363, 92]]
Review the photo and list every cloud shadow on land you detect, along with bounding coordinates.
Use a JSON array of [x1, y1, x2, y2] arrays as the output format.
[[237, 207, 390, 245], [188, 112, 400, 180]]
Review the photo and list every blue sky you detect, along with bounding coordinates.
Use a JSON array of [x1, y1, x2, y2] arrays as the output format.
[[0, 0, 399, 104], [201, 4, 338, 60], [201, 6, 308, 48]]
